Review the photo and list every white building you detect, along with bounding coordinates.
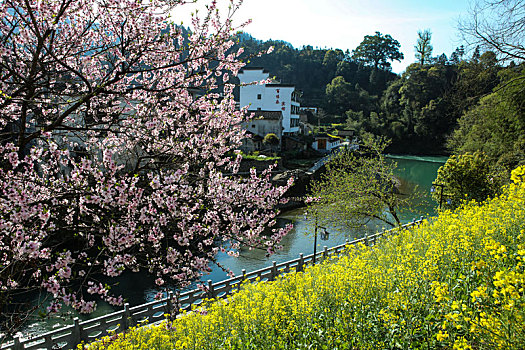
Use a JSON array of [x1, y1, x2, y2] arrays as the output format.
[[238, 68, 300, 135]]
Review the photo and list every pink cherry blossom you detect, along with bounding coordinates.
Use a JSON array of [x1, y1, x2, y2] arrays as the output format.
[[0, 0, 292, 334]]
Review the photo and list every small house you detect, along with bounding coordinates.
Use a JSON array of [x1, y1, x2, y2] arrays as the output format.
[[312, 134, 342, 153], [241, 110, 283, 152]]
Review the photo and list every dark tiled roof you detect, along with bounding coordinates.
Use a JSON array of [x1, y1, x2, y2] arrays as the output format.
[[337, 130, 354, 136], [240, 67, 269, 73], [249, 110, 283, 120], [315, 133, 341, 141], [266, 83, 295, 88], [283, 135, 306, 144]]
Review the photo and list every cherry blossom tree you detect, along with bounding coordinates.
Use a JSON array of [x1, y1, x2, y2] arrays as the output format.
[[0, 0, 291, 336]]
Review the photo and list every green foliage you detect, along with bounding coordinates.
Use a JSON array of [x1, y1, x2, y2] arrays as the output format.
[[309, 137, 413, 230], [262, 133, 279, 153], [325, 76, 354, 114], [449, 51, 500, 114], [448, 66, 525, 169], [322, 49, 345, 69], [332, 46, 507, 155], [375, 62, 458, 153], [432, 152, 503, 209], [370, 53, 501, 154], [352, 31, 404, 71]]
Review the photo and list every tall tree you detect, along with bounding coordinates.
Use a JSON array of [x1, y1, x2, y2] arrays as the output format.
[[352, 32, 404, 71], [449, 51, 501, 113], [415, 29, 433, 65], [0, 0, 291, 336]]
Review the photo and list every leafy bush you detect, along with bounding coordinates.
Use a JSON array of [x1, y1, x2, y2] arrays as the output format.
[[86, 166, 525, 349], [432, 152, 504, 209], [262, 133, 279, 146]]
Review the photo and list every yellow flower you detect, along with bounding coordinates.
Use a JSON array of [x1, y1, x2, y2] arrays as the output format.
[[510, 165, 525, 183], [436, 330, 449, 341]]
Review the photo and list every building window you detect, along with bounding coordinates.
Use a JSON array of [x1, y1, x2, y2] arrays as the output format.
[[257, 107, 261, 110], [257, 94, 261, 100]]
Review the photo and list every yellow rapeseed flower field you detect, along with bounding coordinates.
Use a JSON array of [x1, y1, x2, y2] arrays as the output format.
[[84, 166, 525, 349]]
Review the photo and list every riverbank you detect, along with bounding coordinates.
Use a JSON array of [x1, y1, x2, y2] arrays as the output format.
[[84, 167, 525, 350]]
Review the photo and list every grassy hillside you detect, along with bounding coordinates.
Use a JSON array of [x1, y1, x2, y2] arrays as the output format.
[[85, 166, 525, 350]]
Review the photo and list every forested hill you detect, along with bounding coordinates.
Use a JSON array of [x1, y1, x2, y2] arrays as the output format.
[[234, 32, 524, 161]]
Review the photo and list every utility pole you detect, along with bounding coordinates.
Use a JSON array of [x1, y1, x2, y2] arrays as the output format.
[[313, 215, 318, 264]]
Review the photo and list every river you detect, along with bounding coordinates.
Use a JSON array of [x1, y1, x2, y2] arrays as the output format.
[[18, 155, 447, 337]]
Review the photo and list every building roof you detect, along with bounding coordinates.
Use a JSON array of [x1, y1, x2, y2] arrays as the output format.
[[283, 135, 306, 144], [266, 83, 296, 88], [249, 110, 283, 121], [337, 130, 354, 137], [315, 133, 341, 142], [239, 67, 270, 73]]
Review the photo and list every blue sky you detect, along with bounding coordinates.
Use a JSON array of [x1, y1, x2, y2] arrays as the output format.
[[174, 0, 473, 73]]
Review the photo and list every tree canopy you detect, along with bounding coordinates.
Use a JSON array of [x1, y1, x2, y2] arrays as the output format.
[[352, 31, 404, 71], [346, 48, 505, 154], [263, 133, 280, 151], [237, 37, 397, 113]]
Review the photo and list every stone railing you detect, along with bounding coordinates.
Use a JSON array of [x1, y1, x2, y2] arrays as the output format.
[[1, 218, 424, 350]]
